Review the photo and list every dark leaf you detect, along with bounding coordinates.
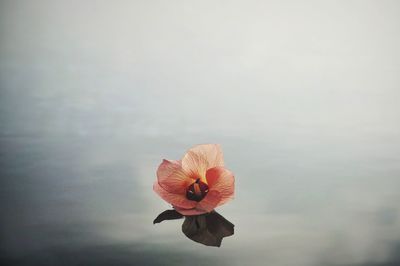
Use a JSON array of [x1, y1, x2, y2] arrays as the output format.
[[206, 211, 234, 239], [181, 211, 234, 247], [153, 209, 184, 224]]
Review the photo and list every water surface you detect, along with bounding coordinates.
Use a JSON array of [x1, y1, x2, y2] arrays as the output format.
[[1, 1, 400, 265]]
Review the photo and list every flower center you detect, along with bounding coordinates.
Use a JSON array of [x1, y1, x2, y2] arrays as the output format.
[[186, 178, 209, 202]]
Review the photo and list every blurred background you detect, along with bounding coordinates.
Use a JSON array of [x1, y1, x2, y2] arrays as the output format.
[[1, 0, 400, 265]]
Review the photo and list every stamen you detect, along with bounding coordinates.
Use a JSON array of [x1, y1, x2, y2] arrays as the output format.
[[186, 179, 209, 202]]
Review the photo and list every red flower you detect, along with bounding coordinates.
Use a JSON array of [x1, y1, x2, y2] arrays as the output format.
[[154, 144, 235, 215]]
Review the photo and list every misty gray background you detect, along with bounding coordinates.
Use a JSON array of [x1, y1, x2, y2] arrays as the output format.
[[1, 0, 400, 265]]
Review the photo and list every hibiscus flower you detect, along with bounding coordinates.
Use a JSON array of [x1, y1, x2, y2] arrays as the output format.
[[153, 144, 235, 216]]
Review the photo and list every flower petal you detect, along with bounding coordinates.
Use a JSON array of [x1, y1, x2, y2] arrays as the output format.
[[157, 159, 191, 194], [174, 191, 222, 215], [174, 206, 207, 216], [182, 144, 224, 181], [153, 181, 197, 209], [206, 167, 235, 206], [198, 190, 222, 212]]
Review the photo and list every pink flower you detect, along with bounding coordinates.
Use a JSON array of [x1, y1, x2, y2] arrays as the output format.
[[153, 144, 235, 216]]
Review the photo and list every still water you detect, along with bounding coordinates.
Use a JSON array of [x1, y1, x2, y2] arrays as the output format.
[[1, 1, 400, 265], [1, 131, 400, 265]]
